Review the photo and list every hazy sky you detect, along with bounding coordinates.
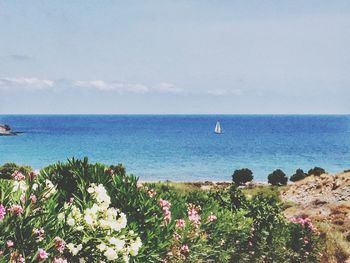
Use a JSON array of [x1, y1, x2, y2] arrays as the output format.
[[0, 1, 349, 114]]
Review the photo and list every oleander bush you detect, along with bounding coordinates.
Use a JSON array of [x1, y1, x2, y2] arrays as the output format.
[[0, 158, 322, 262]]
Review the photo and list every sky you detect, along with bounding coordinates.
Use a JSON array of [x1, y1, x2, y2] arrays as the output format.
[[0, 0, 349, 114]]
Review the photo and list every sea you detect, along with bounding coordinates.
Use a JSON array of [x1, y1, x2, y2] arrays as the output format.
[[0, 115, 349, 182]]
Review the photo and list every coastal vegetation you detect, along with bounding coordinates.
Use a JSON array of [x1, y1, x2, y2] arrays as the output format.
[[0, 158, 330, 262], [268, 169, 288, 186], [232, 168, 253, 185]]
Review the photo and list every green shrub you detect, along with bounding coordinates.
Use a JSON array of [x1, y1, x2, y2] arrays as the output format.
[[308, 167, 326, 177], [0, 163, 32, 179], [232, 168, 253, 186], [290, 169, 307, 182], [0, 158, 323, 262], [268, 169, 288, 186], [41, 158, 172, 261], [229, 184, 248, 210]]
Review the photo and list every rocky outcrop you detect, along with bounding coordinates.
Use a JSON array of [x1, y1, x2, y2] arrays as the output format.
[[0, 124, 17, 136]]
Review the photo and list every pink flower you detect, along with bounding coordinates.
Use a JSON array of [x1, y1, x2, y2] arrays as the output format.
[[187, 203, 201, 228], [54, 237, 66, 253], [10, 205, 23, 215], [29, 170, 39, 180], [175, 219, 186, 229], [160, 199, 172, 225], [18, 254, 25, 263], [180, 244, 190, 253], [33, 228, 45, 242], [174, 233, 181, 241], [30, 194, 37, 204], [147, 189, 157, 198], [163, 207, 172, 225], [159, 199, 171, 208], [53, 258, 67, 263], [11, 170, 25, 181], [207, 213, 217, 222], [7, 240, 14, 248], [0, 250, 3, 257], [0, 204, 6, 220], [37, 249, 48, 261]]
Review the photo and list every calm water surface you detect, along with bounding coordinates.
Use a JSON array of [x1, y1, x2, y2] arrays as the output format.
[[0, 115, 349, 181]]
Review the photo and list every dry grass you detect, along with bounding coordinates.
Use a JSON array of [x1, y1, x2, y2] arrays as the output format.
[[318, 222, 350, 263]]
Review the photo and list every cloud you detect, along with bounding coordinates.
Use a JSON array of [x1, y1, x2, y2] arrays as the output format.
[[0, 77, 54, 90], [74, 80, 149, 93], [0, 77, 243, 96], [1, 54, 35, 62], [206, 88, 242, 96], [73, 80, 185, 94]]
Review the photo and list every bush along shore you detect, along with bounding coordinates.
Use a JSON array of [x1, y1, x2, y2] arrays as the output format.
[[0, 158, 325, 262]]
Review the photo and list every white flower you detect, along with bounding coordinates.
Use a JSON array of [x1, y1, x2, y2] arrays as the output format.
[[67, 243, 82, 256], [71, 205, 82, 220], [12, 181, 27, 193], [76, 225, 84, 231], [104, 247, 118, 261], [79, 259, 86, 263], [67, 218, 75, 226], [58, 212, 65, 222], [129, 237, 142, 256], [87, 187, 95, 193], [97, 243, 107, 252], [44, 179, 57, 197], [108, 237, 125, 252], [32, 183, 39, 191]]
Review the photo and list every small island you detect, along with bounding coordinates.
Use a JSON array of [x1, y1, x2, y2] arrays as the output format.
[[0, 124, 17, 136]]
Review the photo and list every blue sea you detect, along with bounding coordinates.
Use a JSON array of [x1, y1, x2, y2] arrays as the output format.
[[0, 115, 349, 182]]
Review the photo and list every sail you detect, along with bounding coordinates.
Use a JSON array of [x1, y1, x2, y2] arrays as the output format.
[[215, 121, 221, 134]]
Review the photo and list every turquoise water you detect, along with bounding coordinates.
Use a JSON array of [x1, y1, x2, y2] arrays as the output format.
[[0, 115, 349, 181]]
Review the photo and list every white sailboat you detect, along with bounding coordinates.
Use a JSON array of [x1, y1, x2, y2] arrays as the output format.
[[214, 121, 222, 134]]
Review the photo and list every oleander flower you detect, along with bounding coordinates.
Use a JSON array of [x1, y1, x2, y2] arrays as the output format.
[[28, 170, 39, 180], [0, 204, 6, 220], [97, 243, 107, 252], [33, 228, 45, 242], [10, 204, 23, 215], [174, 233, 181, 241], [207, 213, 217, 222], [108, 237, 125, 252], [129, 237, 142, 256], [54, 237, 66, 253], [91, 184, 111, 209], [160, 199, 172, 225], [11, 170, 25, 181], [7, 240, 14, 248], [175, 219, 186, 229], [32, 183, 39, 190], [53, 258, 67, 263], [104, 247, 118, 261], [147, 189, 157, 198], [67, 243, 82, 256], [37, 249, 48, 261], [18, 254, 25, 263], [44, 179, 57, 197], [180, 244, 190, 253], [30, 193, 37, 204], [12, 180, 28, 193], [187, 203, 201, 228]]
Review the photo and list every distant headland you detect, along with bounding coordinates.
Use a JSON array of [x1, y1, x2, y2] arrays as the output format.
[[0, 124, 17, 136]]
